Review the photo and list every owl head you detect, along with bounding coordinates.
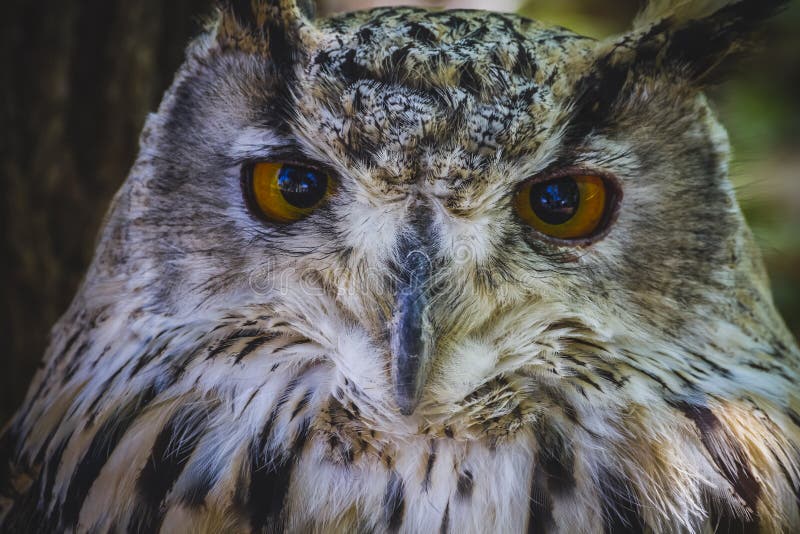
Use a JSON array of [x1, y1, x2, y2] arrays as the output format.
[[86, 0, 794, 430]]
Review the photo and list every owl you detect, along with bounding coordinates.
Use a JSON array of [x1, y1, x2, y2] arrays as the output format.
[[1, 0, 798, 532]]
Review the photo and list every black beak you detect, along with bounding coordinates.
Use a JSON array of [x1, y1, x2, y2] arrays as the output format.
[[389, 247, 432, 415]]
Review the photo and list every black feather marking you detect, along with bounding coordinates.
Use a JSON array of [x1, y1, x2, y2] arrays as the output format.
[[247, 447, 294, 532], [2, 434, 71, 533], [222, 0, 315, 35], [291, 418, 311, 457], [439, 500, 450, 534], [389, 44, 413, 72], [512, 43, 537, 77], [422, 440, 436, 491], [246, 391, 309, 533], [266, 21, 294, 69], [3, 484, 52, 532], [271, 338, 312, 355], [242, 385, 264, 414], [85, 361, 131, 423], [40, 436, 72, 515], [599, 470, 647, 534], [456, 469, 474, 500], [383, 471, 406, 532], [527, 463, 554, 534], [60, 386, 158, 528], [572, 370, 602, 392], [458, 62, 482, 96], [567, 56, 629, 141], [539, 431, 576, 496], [774, 451, 800, 510], [225, 0, 259, 31], [356, 27, 373, 45], [290, 390, 313, 420], [130, 343, 167, 376], [180, 469, 216, 508], [594, 368, 626, 389], [339, 48, 370, 81], [676, 402, 761, 520], [61, 342, 90, 384], [630, 365, 674, 393], [207, 329, 265, 360], [128, 405, 211, 533], [787, 409, 800, 429], [406, 21, 437, 44], [62, 330, 82, 357], [686, 350, 732, 378], [234, 335, 275, 363]]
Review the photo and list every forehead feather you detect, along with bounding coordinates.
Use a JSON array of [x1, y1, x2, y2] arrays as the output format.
[[312, 8, 593, 99], [289, 8, 593, 163]]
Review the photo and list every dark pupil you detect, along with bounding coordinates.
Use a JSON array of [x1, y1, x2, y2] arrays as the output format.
[[529, 177, 579, 225], [277, 165, 327, 208]]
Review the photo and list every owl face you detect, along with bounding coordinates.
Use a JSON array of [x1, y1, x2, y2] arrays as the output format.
[[105, 4, 781, 428], [6, 3, 799, 532]]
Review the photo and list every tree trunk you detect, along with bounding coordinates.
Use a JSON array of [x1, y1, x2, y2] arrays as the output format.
[[0, 0, 215, 425]]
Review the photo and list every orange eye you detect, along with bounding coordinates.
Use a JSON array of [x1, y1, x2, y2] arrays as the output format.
[[515, 174, 609, 240], [246, 162, 333, 223]]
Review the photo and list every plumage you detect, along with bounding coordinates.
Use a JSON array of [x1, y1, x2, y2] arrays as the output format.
[[1, 0, 799, 532]]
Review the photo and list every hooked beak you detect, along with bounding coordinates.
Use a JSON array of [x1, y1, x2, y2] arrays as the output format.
[[389, 248, 432, 415]]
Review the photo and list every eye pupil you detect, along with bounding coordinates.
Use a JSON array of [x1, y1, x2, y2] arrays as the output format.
[[530, 177, 579, 225], [277, 165, 328, 209]]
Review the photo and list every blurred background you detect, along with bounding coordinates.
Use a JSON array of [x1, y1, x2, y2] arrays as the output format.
[[1, 0, 798, 425]]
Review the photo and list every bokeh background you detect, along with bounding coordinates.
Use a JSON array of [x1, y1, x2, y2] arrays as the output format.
[[1, 0, 798, 425]]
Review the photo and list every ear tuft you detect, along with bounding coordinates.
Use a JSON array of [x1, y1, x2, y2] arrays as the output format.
[[567, 0, 786, 139], [633, 0, 755, 29], [609, 0, 788, 84], [216, 0, 316, 58]]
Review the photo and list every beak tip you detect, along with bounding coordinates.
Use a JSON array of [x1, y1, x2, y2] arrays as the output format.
[[398, 402, 418, 416], [394, 386, 421, 415]]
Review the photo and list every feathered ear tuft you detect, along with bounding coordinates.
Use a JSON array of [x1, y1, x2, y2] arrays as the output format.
[[567, 0, 786, 139], [215, 0, 317, 58], [632, 0, 763, 29], [612, 0, 788, 84]]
